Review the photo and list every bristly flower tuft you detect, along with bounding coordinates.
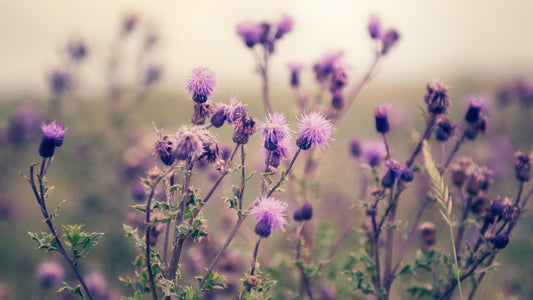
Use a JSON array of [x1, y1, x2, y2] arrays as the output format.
[[425, 80, 450, 115], [296, 112, 333, 151], [173, 125, 204, 161], [237, 21, 263, 48], [374, 103, 391, 134], [249, 196, 288, 236], [153, 135, 177, 166], [39, 121, 67, 158], [187, 67, 216, 104], [260, 113, 291, 151]]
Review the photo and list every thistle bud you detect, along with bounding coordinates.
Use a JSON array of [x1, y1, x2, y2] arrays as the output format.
[[296, 135, 312, 150], [381, 160, 400, 188], [450, 157, 473, 187], [300, 202, 313, 221], [246, 275, 259, 288], [425, 81, 450, 115], [514, 150, 531, 182], [465, 115, 488, 141], [349, 137, 362, 158], [400, 165, 414, 182], [490, 198, 505, 218], [435, 116, 456, 142], [39, 121, 67, 158], [465, 96, 484, 124], [381, 29, 400, 55], [368, 14, 381, 40], [293, 209, 303, 222], [153, 135, 177, 166], [254, 217, 272, 238], [374, 104, 391, 134], [331, 89, 344, 110], [210, 107, 227, 128], [491, 234, 510, 250], [232, 131, 249, 145]]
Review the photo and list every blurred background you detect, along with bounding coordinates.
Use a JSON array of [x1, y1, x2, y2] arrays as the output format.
[[1, 0, 532, 299]]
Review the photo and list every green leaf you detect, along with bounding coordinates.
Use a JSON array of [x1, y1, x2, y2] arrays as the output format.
[[58, 282, 83, 298], [28, 231, 58, 252]]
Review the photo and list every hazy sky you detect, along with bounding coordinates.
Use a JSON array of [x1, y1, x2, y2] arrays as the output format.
[[1, 0, 532, 98]]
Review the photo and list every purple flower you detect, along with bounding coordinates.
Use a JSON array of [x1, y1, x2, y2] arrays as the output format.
[[210, 104, 228, 128], [237, 21, 263, 48], [349, 137, 362, 158], [465, 96, 485, 123], [296, 112, 334, 150], [36, 260, 65, 289], [226, 97, 247, 124], [380, 28, 400, 55], [435, 115, 456, 142], [144, 65, 162, 86], [48, 69, 70, 96], [264, 137, 293, 168], [153, 135, 177, 166], [374, 103, 391, 134], [425, 80, 450, 115], [260, 113, 292, 151], [249, 196, 288, 237], [313, 51, 343, 84], [8, 104, 41, 145], [68, 39, 88, 62], [287, 62, 304, 88], [381, 159, 401, 188], [85, 271, 107, 299], [173, 125, 204, 161], [368, 14, 382, 40], [275, 14, 293, 39], [187, 67, 216, 103], [39, 121, 67, 158], [361, 140, 387, 167]]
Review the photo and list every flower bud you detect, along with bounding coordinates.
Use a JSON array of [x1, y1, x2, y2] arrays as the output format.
[[400, 165, 414, 182], [425, 81, 450, 115], [232, 131, 249, 145], [254, 217, 272, 238], [465, 96, 484, 124], [374, 104, 391, 134], [246, 275, 259, 288], [293, 209, 303, 222], [210, 107, 227, 128], [331, 89, 344, 110], [491, 234, 509, 250], [490, 198, 505, 218], [514, 150, 531, 182], [435, 116, 456, 142], [300, 202, 313, 221], [349, 137, 362, 158], [296, 135, 312, 150]]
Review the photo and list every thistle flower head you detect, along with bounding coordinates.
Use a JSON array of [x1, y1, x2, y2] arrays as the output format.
[[425, 81, 450, 115], [37, 260, 65, 289], [275, 14, 293, 39], [435, 115, 457, 142], [198, 130, 219, 164], [260, 113, 292, 151], [287, 62, 304, 87], [67, 39, 88, 62], [173, 125, 204, 161], [249, 196, 288, 235], [361, 140, 387, 167], [39, 121, 67, 158], [514, 150, 532, 182], [313, 51, 343, 84], [381, 159, 401, 188], [187, 67, 216, 103], [192, 102, 214, 125], [226, 97, 247, 124], [153, 135, 177, 166], [264, 137, 293, 168], [237, 21, 263, 48], [374, 103, 391, 134], [296, 112, 333, 150], [465, 96, 485, 123], [380, 28, 400, 54], [48, 69, 70, 96], [330, 61, 349, 91], [210, 104, 228, 128], [368, 14, 382, 40]]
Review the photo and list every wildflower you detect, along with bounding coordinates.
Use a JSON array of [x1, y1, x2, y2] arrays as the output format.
[[293, 209, 303, 222], [274, 14, 293, 39], [464, 115, 488, 141], [331, 89, 344, 110], [144, 65, 162, 86], [330, 63, 349, 91], [173, 125, 204, 161], [260, 113, 291, 151], [287, 63, 304, 88], [380, 29, 400, 54], [191, 102, 214, 125], [198, 130, 219, 164], [400, 165, 414, 182], [236, 21, 263, 48], [490, 198, 505, 219], [39, 121, 67, 158], [48, 70, 70, 96], [300, 202, 313, 220], [265, 137, 292, 168], [313, 51, 343, 84], [153, 135, 177, 166], [249, 196, 288, 238], [361, 140, 387, 167], [296, 112, 333, 150], [68, 39, 88, 62], [37, 260, 65, 289], [374, 103, 391, 134], [349, 137, 362, 158], [210, 105, 227, 128], [425, 81, 450, 115], [233, 115, 258, 144], [465, 96, 485, 123], [419, 221, 437, 247], [368, 14, 382, 40], [226, 97, 247, 124], [514, 150, 531, 182], [122, 14, 138, 34], [491, 234, 510, 250], [186, 67, 216, 104], [85, 271, 107, 299], [381, 159, 401, 188], [435, 115, 456, 142]]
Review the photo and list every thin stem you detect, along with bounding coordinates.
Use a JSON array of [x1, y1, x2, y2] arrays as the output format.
[[295, 223, 315, 300], [446, 216, 463, 300], [383, 183, 397, 296], [406, 114, 437, 168], [382, 133, 391, 160], [442, 131, 467, 171], [371, 207, 382, 293], [250, 237, 262, 276], [261, 47, 272, 114], [239, 145, 246, 211], [515, 181, 524, 206], [163, 174, 175, 265], [455, 195, 473, 256], [145, 183, 159, 300], [267, 148, 301, 198]]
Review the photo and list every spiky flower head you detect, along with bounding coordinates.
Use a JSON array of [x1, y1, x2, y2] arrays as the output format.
[[260, 113, 291, 151], [173, 125, 204, 161], [374, 103, 391, 134], [210, 104, 228, 128], [465, 96, 485, 123], [425, 81, 450, 115], [264, 137, 293, 168], [153, 135, 177, 166], [274, 14, 293, 39], [226, 97, 247, 124], [37, 260, 65, 289], [287, 62, 304, 87], [39, 121, 67, 158], [380, 28, 400, 55], [198, 130, 219, 164], [361, 140, 387, 167], [313, 51, 343, 84], [296, 112, 333, 150], [187, 67, 216, 104], [249, 196, 288, 238], [514, 150, 532, 182], [381, 159, 401, 188], [192, 102, 214, 125], [435, 115, 456, 142], [368, 14, 382, 40], [237, 21, 263, 48]]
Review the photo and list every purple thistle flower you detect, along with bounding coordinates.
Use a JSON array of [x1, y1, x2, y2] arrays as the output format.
[[374, 103, 391, 134], [153, 135, 177, 166], [144, 65, 162, 86], [368, 14, 382, 40], [39, 121, 67, 158], [237, 21, 263, 48], [264, 137, 293, 168], [425, 80, 450, 115], [249, 196, 288, 237], [287, 62, 304, 88], [381, 159, 401, 188], [48, 69, 70, 96], [361, 140, 387, 167], [435, 115, 457, 142], [465, 96, 485, 124], [173, 125, 204, 161], [36, 260, 65, 289], [313, 51, 343, 84], [187, 67, 216, 104], [226, 97, 247, 124], [210, 104, 228, 128], [349, 137, 362, 158], [260, 113, 292, 151], [380, 28, 400, 55], [275, 14, 293, 39], [296, 112, 334, 151]]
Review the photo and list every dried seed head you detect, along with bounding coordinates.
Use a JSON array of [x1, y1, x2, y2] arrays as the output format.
[[450, 157, 473, 187], [153, 135, 177, 166], [246, 275, 260, 288], [191, 102, 214, 125], [491, 234, 510, 250], [425, 81, 450, 115], [514, 150, 532, 182], [435, 115, 456, 142]]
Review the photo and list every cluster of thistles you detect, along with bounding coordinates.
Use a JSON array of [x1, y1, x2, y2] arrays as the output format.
[[236, 14, 293, 53]]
